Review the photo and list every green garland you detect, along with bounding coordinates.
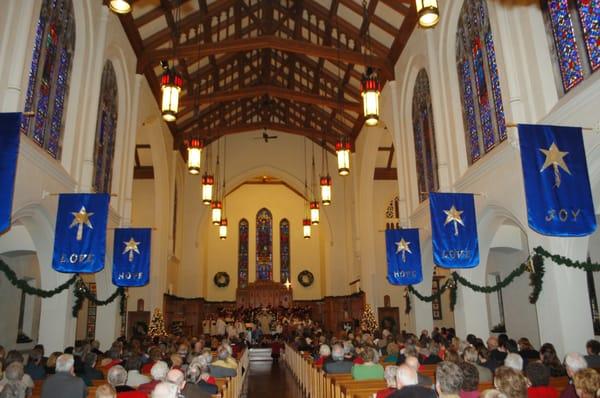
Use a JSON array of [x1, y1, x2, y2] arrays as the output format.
[[451, 264, 528, 294], [408, 278, 453, 302], [534, 246, 600, 272], [72, 282, 125, 317], [529, 254, 545, 304], [404, 290, 411, 314], [0, 258, 77, 297]]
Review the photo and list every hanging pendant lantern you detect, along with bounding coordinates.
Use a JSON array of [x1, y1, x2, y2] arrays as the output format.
[[109, 0, 132, 14], [187, 138, 202, 175], [303, 219, 312, 239], [211, 201, 222, 225], [416, 0, 440, 28], [201, 174, 214, 205], [320, 175, 332, 206], [219, 218, 228, 240], [336, 140, 351, 176], [361, 68, 381, 126], [160, 62, 183, 122], [310, 201, 320, 225]]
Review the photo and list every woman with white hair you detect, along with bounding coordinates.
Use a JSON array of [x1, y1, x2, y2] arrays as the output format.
[[151, 382, 178, 398], [314, 344, 331, 366], [375, 365, 398, 398]]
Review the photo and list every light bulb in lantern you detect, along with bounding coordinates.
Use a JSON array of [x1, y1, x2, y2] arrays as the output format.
[[109, 0, 132, 14], [219, 219, 228, 240], [303, 218, 312, 239], [416, 0, 440, 28], [187, 139, 202, 175], [361, 69, 381, 126], [160, 62, 182, 122], [201, 174, 214, 205], [320, 175, 332, 206], [310, 201, 320, 225], [211, 201, 222, 225], [336, 140, 351, 176]]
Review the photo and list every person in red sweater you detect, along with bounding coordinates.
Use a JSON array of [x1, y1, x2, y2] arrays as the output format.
[[376, 365, 398, 398], [137, 360, 168, 396], [526, 361, 559, 398], [106, 365, 146, 398], [140, 347, 162, 375], [314, 344, 331, 366]]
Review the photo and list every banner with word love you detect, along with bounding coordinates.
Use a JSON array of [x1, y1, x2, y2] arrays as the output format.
[[385, 228, 423, 285], [112, 228, 151, 287], [52, 194, 109, 273], [429, 192, 479, 269], [518, 124, 596, 236]]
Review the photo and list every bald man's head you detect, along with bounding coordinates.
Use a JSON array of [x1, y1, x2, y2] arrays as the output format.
[[166, 369, 185, 389], [396, 364, 418, 388]]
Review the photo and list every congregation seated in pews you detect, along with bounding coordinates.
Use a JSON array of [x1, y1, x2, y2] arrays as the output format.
[[284, 325, 600, 398], [0, 332, 249, 398]]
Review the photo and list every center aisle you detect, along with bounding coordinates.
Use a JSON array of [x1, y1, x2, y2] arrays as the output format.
[[243, 358, 307, 398]]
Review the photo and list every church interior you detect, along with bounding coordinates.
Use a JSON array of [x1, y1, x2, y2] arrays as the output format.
[[0, 0, 599, 397]]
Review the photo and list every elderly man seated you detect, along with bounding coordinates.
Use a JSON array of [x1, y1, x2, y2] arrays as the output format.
[[166, 368, 210, 398], [106, 365, 145, 398], [186, 362, 218, 396], [41, 354, 87, 398], [138, 361, 169, 396], [1, 362, 28, 397], [561, 352, 588, 398], [376, 365, 398, 398], [151, 382, 179, 398], [209, 346, 238, 378], [323, 344, 354, 374], [389, 364, 436, 398]]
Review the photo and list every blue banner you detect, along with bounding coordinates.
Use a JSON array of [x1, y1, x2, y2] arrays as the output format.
[[112, 228, 151, 287], [518, 124, 596, 236], [0, 113, 22, 234], [429, 192, 479, 268], [385, 228, 423, 285], [52, 194, 109, 273]]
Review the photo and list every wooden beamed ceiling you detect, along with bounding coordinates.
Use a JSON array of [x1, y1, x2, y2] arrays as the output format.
[[115, 0, 417, 150]]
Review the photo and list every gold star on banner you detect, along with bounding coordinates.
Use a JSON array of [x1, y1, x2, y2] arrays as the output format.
[[539, 142, 571, 188], [69, 206, 94, 241], [123, 237, 141, 262], [444, 205, 465, 236], [395, 238, 412, 263]]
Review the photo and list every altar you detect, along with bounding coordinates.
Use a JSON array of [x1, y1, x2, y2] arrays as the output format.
[[236, 280, 292, 308]]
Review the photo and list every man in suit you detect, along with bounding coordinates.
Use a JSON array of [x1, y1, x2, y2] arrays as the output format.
[[405, 356, 433, 387], [323, 344, 354, 374], [389, 364, 436, 398], [81, 352, 103, 386], [40, 354, 87, 398]]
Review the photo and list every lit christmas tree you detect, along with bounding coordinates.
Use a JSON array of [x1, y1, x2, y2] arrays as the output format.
[[148, 308, 168, 338], [360, 304, 378, 334]]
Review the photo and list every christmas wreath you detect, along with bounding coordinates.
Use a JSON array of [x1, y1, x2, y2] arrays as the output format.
[[213, 272, 230, 288], [297, 270, 314, 287]]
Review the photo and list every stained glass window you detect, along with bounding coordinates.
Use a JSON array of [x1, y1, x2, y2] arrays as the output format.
[[541, 0, 599, 94], [280, 219, 290, 283], [456, 0, 507, 164], [412, 69, 439, 202], [238, 219, 249, 288], [21, 0, 75, 159], [92, 62, 118, 194], [256, 208, 273, 281]]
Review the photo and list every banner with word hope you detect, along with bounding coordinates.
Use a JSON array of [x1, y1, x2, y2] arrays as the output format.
[[429, 192, 479, 269], [518, 124, 596, 237], [385, 228, 423, 285], [112, 228, 151, 287], [52, 194, 109, 273]]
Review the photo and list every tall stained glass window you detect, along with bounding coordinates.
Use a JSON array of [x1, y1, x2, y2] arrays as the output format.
[[256, 208, 273, 281], [280, 219, 290, 283], [412, 69, 439, 202], [541, 0, 599, 94], [238, 219, 249, 288], [21, 0, 75, 159], [92, 61, 118, 193], [456, 0, 507, 164]]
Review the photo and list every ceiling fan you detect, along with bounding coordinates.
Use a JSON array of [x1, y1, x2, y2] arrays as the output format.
[[253, 129, 278, 143]]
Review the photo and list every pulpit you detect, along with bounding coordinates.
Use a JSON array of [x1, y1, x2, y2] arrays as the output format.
[[236, 280, 292, 308]]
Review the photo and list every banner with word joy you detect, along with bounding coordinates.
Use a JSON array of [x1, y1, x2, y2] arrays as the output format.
[[518, 124, 596, 236], [112, 228, 151, 287], [52, 194, 109, 273], [385, 228, 423, 285], [0, 113, 22, 234], [429, 192, 479, 269]]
